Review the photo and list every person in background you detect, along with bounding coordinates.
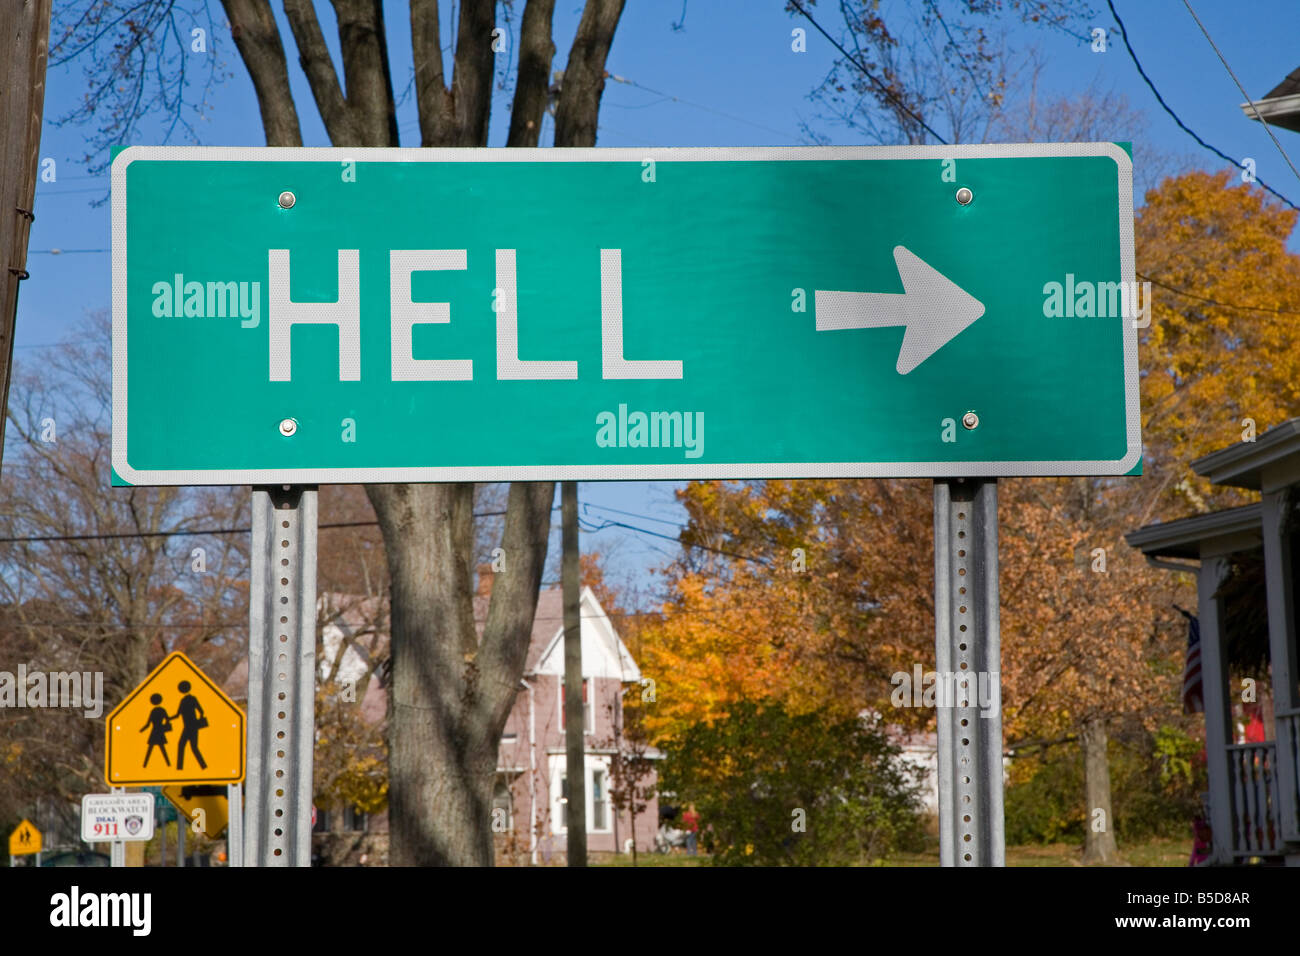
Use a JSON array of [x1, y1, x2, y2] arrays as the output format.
[[682, 803, 700, 856], [1243, 702, 1266, 745]]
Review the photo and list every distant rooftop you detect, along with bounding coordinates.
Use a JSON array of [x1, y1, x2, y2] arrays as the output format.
[[1241, 65, 1300, 133]]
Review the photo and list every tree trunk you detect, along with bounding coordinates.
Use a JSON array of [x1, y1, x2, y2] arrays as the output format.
[[368, 481, 554, 865], [1080, 716, 1119, 864], [0, 0, 51, 469], [223, 0, 626, 867]]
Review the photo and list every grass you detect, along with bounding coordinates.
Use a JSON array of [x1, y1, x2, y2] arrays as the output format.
[[889, 836, 1189, 867], [594, 850, 709, 866], [593, 837, 1191, 866]]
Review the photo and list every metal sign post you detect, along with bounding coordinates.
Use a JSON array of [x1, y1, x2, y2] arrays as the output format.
[[245, 486, 317, 866], [109, 788, 124, 867], [227, 784, 243, 867], [933, 478, 1004, 866]]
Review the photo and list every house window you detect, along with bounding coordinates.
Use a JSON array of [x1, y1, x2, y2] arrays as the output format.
[[592, 769, 608, 831], [342, 806, 367, 832], [560, 678, 593, 734], [315, 807, 366, 832], [553, 760, 612, 834]]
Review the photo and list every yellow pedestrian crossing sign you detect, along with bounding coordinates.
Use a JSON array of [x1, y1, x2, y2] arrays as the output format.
[[105, 652, 245, 787], [9, 819, 41, 855]]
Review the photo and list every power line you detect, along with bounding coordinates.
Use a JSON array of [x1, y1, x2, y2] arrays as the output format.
[[0, 489, 807, 571], [923, 0, 988, 105], [579, 513, 771, 567], [605, 74, 805, 143], [1106, 0, 1299, 211], [787, 0, 949, 145], [0, 519, 378, 545], [1181, 0, 1300, 193], [581, 501, 683, 528], [27, 248, 108, 255], [0, 500, 672, 547], [0, 511, 526, 545], [1139, 271, 1300, 316], [33, 186, 111, 196]]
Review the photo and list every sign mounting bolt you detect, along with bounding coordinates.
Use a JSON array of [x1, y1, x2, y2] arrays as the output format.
[[956, 187, 973, 205], [279, 418, 298, 437], [278, 191, 296, 209], [962, 411, 979, 430]]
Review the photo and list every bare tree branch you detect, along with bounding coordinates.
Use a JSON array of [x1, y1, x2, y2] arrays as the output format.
[[221, 0, 304, 146], [330, 0, 399, 146], [554, 0, 625, 147], [507, 0, 556, 147], [409, 0, 450, 144], [283, 0, 356, 143]]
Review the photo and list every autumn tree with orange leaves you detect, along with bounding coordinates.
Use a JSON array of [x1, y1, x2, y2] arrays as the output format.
[[640, 167, 1300, 863]]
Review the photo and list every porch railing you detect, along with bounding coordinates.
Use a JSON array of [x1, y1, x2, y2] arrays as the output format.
[[1278, 709, 1300, 840], [1226, 742, 1283, 855]]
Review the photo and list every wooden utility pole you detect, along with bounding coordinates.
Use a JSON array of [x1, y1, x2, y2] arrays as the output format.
[[0, 0, 52, 471], [561, 481, 587, 866]]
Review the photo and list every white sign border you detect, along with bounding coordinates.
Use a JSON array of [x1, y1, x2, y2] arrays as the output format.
[[112, 142, 1140, 485]]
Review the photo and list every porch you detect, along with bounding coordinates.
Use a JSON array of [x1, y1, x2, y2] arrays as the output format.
[[1127, 420, 1300, 865]]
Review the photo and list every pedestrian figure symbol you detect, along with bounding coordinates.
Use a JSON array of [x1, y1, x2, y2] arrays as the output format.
[[140, 693, 172, 768], [174, 680, 208, 771]]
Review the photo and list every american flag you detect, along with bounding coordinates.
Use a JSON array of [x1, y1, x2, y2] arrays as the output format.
[[1180, 610, 1203, 714]]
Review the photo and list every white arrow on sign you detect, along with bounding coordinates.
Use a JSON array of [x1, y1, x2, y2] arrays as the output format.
[[815, 245, 985, 375]]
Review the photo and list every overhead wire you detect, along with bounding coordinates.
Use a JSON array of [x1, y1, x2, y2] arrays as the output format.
[[1138, 272, 1300, 316], [786, 0, 950, 144], [605, 74, 805, 143], [1105, 0, 1299, 211], [1180, 0, 1300, 193]]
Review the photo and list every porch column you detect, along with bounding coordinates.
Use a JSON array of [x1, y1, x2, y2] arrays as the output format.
[[1261, 490, 1300, 842], [1199, 556, 1236, 861]]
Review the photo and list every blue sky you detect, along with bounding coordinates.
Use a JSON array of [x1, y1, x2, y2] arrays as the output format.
[[16, 0, 1300, 603]]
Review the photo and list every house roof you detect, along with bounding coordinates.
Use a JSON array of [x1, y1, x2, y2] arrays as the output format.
[[1264, 66, 1300, 100], [1191, 418, 1300, 491], [1124, 502, 1262, 560], [1240, 66, 1300, 132], [526, 586, 641, 681], [225, 584, 640, 714], [475, 585, 569, 674]]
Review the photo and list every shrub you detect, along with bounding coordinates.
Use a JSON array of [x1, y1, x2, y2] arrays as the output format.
[[659, 701, 925, 865]]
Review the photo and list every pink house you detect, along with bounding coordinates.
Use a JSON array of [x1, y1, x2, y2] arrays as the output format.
[[483, 572, 660, 863], [236, 575, 660, 864]]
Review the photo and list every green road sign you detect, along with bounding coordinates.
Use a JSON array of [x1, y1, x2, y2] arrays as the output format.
[[111, 144, 1140, 485]]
